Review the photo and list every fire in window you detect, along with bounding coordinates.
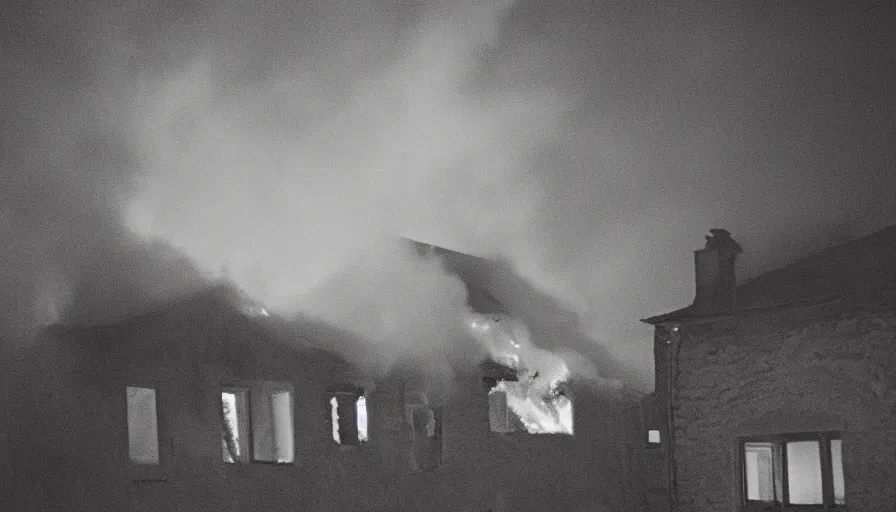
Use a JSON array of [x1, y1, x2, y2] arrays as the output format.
[[221, 388, 250, 463], [485, 371, 573, 435], [329, 387, 368, 445], [741, 432, 845, 508]]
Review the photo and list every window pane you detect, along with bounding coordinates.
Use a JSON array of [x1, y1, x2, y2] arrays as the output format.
[[356, 396, 368, 443], [330, 396, 341, 443], [271, 391, 294, 463], [831, 439, 845, 504], [222, 391, 248, 463], [744, 442, 775, 501], [648, 430, 661, 444], [786, 441, 823, 504], [488, 389, 510, 432], [126, 386, 159, 465]]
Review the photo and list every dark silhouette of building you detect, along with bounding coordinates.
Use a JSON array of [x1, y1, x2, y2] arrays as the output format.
[[2, 245, 647, 512]]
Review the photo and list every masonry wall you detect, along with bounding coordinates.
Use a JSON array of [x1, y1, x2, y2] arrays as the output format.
[[664, 302, 896, 512], [3, 301, 647, 512]]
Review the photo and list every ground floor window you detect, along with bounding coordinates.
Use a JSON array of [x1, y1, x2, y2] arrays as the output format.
[[404, 390, 442, 470], [219, 381, 295, 464], [486, 373, 572, 435], [126, 386, 160, 465], [221, 388, 250, 463], [329, 387, 368, 445], [741, 432, 844, 508]]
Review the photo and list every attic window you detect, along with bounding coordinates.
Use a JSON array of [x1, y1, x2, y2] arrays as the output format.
[[486, 375, 572, 435], [330, 389, 368, 445]]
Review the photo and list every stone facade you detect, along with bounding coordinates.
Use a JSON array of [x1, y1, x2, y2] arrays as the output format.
[[643, 226, 896, 511]]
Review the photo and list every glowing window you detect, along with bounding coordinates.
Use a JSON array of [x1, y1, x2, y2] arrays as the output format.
[[126, 386, 159, 465], [330, 388, 367, 445], [786, 441, 823, 504], [221, 388, 250, 463], [487, 379, 572, 435], [647, 429, 661, 445]]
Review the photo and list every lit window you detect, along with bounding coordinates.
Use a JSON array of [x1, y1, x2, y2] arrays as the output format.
[[330, 388, 367, 446], [486, 377, 572, 435], [251, 382, 294, 463], [357, 396, 368, 442], [126, 386, 160, 465], [741, 432, 844, 508], [221, 388, 250, 463], [647, 429, 661, 445]]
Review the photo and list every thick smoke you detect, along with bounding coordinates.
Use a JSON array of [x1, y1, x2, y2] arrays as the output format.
[[3, 0, 895, 395]]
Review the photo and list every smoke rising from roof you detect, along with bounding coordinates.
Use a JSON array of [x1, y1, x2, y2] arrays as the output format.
[[2, 0, 895, 393]]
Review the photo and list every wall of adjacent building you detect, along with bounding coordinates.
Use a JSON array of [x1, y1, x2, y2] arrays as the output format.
[[663, 301, 896, 511]]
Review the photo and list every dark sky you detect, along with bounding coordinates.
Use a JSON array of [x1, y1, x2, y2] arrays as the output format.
[[2, 0, 894, 390]]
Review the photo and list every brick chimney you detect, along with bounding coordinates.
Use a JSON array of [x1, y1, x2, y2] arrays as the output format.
[[692, 229, 742, 313]]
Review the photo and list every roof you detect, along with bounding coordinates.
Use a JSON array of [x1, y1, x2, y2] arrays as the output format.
[[403, 238, 646, 389], [642, 224, 896, 325], [404, 239, 507, 314]]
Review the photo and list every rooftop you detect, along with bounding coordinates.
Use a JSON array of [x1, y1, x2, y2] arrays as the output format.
[[642, 224, 896, 325]]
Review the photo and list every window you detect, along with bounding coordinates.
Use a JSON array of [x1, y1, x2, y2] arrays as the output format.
[[250, 381, 294, 463], [221, 388, 250, 463], [127, 386, 160, 465], [647, 429, 661, 446], [488, 385, 525, 433], [740, 432, 845, 509], [329, 387, 368, 446], [404, 391, 442, 470], [486, 377, 572, 435]]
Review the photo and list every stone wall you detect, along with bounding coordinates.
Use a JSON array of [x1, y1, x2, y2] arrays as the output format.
[[665, 301, 896, 511]]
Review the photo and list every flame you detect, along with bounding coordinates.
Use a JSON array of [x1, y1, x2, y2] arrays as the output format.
[[469, 312, 573, 434]]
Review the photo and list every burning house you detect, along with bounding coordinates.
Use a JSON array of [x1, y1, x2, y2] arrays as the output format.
[[641, 226, 896, 511], [3, 242, 649, 512]]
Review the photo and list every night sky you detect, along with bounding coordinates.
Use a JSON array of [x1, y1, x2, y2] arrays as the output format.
[[2, 0, 894, 390]]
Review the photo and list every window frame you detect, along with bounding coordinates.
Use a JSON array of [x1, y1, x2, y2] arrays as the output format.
[[125, 382, 167, 482], [738, 431, 844, 510]]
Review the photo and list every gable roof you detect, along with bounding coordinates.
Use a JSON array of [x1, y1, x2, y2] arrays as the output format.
[[403, 239, 643, 390], [642, 224, 896, 325], [404, 239, 506, 314]]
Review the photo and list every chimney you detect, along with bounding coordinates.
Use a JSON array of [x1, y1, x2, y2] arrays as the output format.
[[692, 229, 742, 313]]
